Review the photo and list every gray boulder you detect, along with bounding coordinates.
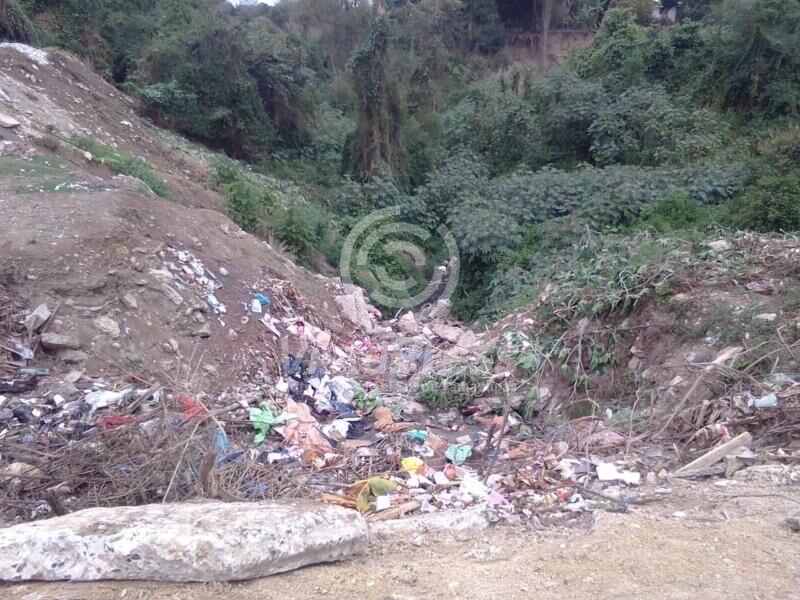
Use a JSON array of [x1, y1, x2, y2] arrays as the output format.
[[431, 323, 462, 344], [0, 501, 369, 582], [40, 333, 80, 351], [335, 286, 376, 333]]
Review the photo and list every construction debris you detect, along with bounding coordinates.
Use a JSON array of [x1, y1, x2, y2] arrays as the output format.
[[675, 432, 754, 476], [0, 502, 368, 582]]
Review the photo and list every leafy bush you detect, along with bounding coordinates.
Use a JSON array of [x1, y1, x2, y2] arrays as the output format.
[[635, 189, 711, 232], [569, 9, 648, 88], [443, 82, 540, 175], [726, 173, 800, 232], [642, 21, 708, 92], [529, 71, 606, 164], [274, 204, 318, 258], [589, 86, 725, 166], [0, 0, 39, 43], [700, 0, 800, 119], [209, 157, 275, 233], [608, 0, 654, 25], [70, 136, 172, 200]]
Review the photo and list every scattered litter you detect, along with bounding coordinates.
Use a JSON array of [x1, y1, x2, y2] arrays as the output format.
[[751, 393, 778, 409], [249, 402, 289, 444], [596, 463, 642, 485], [445, 444, 472, 466]]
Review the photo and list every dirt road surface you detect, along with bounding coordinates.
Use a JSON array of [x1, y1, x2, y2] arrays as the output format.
[[4, 478, 799, 600]]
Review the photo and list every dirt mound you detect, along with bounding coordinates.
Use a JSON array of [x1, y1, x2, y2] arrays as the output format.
[[0, 43, 217, 208], [0, 181, 351, 387]]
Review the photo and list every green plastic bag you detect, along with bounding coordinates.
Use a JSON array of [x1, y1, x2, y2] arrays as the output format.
[[249, 402, 290, 444], [445, 444, 472, 466]]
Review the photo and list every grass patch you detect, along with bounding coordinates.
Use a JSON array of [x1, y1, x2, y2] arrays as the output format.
[[70, 136, 172, 200], [0, 156, 67, 179]]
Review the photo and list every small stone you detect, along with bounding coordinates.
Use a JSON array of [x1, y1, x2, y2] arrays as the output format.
[[755, 313, 778, 322], [646, 471, 658, 485], [203, 364, 219, 378], [227, 329, 239, 341], [219, 266, 229, 277], [41, 333, 81, 351], [58, 350, 88, 364], [785, 517, 800, 533], [431, 323, 462, 344], [395, 360, 418, 380], [0, 112, 20, 128], [706, 240, 732, 252], [93, 316, 121, 338], [168, 339, 179, 353], [135, 279, 147, 286], [428, 299, 451, 321], [398, 312, 418, 335], [317, 331, 331, 350], [160, 284, 183, 306], [401, 400, 429, 417], [23, 303, 51, 336], [121, 293, 138, 310], [673, 511, 687, 519], [0, 463, 44, 487], [192, 311, 206, 324], [191, 324, 211, 338], [82, 151, 93, 162], [456, 330, 478, 349], [50, 383, 80, 401], [64, 370, 83, 384]]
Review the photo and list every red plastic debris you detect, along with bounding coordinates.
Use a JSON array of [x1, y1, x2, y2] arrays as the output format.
[[180, 396, 208, 420], [97, 415, 136, 430]]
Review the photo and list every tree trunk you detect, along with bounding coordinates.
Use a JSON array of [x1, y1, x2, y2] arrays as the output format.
[[540, 0, 552, 67]]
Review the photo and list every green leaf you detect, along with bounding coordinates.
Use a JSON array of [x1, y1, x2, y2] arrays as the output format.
[[367, 477, 397, 497], [356, 488, 371, 513]]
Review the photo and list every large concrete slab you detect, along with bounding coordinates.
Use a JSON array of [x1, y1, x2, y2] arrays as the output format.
[[0, 501, 369, 582]]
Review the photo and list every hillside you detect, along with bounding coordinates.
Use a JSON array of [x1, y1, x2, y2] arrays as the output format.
[[0, 0, 799, 594]]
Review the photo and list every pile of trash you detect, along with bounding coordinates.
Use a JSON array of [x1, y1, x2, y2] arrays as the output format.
[[0, 266, 495, 522], [2, 263, 799, 526]]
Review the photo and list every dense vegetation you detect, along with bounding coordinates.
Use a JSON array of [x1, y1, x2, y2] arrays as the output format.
[[4, 0, 800, 318]]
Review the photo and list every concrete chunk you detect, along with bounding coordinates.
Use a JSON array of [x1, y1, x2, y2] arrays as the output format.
[[0, 112, 20, 128], [675, 432, 752, 476], [431, 323, 462, 344], [40, 332, 80, 350], [0, 501, 369, 582]]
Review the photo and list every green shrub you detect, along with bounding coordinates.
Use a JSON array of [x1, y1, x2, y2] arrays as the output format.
[[70, 136, 172, 200], [700, 0, 800, 119], [530, 71, 606, 164], [635, 190, 711, 232], [274, 204, 318, 258], [727, 173, 800, 232], [414, 359, 492, 410], [209, 156, 275, 233], [443, 82, 540, 175], [608, 0, 653, 25], [569, 9, 648, 88], [589, 87, 726, 166], [0, 0, 39, 43]]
